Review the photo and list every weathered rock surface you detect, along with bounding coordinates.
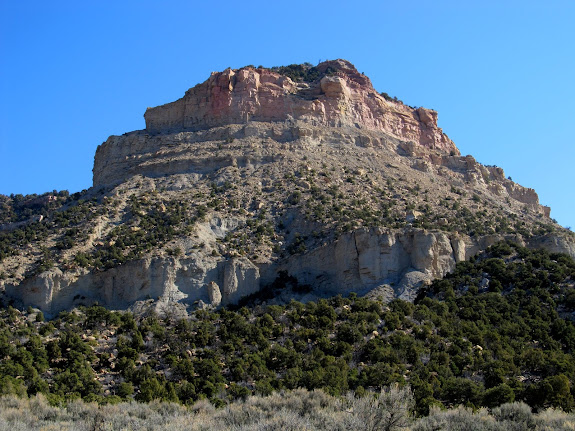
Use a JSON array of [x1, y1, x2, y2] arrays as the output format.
[[5, 226, 572, 316], [5, 254, 259, 316], [134, 60, 456, 167], [269, 229, 574, 300], [94, 60, 459, 186]]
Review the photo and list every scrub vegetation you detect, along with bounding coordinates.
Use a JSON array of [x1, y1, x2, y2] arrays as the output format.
[[0, 242, 574, 429]]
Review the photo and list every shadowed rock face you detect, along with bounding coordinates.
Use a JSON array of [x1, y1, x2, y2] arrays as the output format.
[[143, 60, 456, 152], [5, 255, 260, 317]]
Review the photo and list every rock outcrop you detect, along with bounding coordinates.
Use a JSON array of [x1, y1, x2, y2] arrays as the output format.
[[5, 226, 572, 316], [93, 59, 458, 187], [136, 60, 456, 164], [5, 254, 260, 316]]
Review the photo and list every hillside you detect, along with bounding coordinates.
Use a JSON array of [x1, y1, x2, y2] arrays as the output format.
[[0, 60, 573, 316], [0, 243, 573, 416], [1, 60, 575, 429]]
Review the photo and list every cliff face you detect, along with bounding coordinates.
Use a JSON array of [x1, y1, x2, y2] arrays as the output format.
[[2, 60, 573, 316], [143, 60, 456, 151], [95, 60, 457, 188], [5, 255, 260, 315], [7, 226, 573, 317]]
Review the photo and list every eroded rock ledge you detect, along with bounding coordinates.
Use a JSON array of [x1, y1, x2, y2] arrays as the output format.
[[5, 227, 573, 316], [143, 60, 456, 154]]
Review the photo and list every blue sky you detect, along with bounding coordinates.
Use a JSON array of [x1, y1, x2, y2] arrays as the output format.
[[1, 1, 573, 228]]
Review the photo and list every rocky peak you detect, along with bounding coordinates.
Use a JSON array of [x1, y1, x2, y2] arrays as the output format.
[[143, 60, 457, 154]]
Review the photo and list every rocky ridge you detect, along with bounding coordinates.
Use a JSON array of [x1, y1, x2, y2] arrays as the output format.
[[1, 60, 573, 316]]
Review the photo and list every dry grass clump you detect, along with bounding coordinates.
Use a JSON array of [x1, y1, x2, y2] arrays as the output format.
[[412, 402, 575, 431], [0, 387, 412, 431], [0, 395, 190, 431], [0, 388, 573, 431]]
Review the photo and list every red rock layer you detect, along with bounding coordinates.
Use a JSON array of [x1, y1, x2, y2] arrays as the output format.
[[144, 60, 458, 154]]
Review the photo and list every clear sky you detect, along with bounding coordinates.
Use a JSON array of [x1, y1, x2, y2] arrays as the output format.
[[1, 1, 573, 229]]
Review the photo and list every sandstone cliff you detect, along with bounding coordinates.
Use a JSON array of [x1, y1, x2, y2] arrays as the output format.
[[142, 60, 455, 153]]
